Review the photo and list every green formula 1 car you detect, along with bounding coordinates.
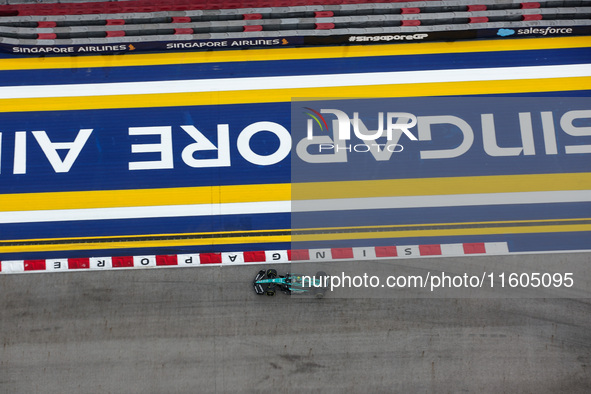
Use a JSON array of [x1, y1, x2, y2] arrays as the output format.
[[253, 269, 328, 298]]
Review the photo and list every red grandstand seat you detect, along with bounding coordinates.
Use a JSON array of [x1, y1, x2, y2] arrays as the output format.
[[239, 1, 260, 8], [243, 25, 263, 32], [202, 0, 221, 10], [467, 5, 487, 12], [315, 23, 334, 29], [172, 16, 192, 23], [521, 2, 541, 9], [0, 10, 19, 17], [37, 33, 57, 40], [37, 21, 57, 28], [86, 6, 105, 14], [469, 17, 489, 23], [522, 14, 543, 21], [106, 19, 126, 25], [273, 1, 295, 6], [401, 20, 421, 26], [36, 4, 53, 12], [314, 11, 334, 18], [174, 28, 194, 34], [117, 6, 132, 13], [224, 1, 242, 9], [106, 31, 126, 37], [243, 14, 263, 20], [401, 8, 420, 14]]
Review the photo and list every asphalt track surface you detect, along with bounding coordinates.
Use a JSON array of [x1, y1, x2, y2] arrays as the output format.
[[1, 253, 590, 393]]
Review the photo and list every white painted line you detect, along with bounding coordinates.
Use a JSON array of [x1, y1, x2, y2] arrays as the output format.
[[0, 201, 291, 224], [3, 190, 591, 224], [0, 64, 588, 99], [294, 190, 591, 212]]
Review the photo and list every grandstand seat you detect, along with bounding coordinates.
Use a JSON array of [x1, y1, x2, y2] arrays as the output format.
[[243, 25, 263, 31], [106, 30, 126, 37], [521, 2, 542, 8], [37, 33, 57, 39], [523, 14, 544, 20], [172, 17, 192, 23], [469, 16, 489, 23], [315, 22, 335, 29], [0, 0, 587, 52], [106, 20, 126, 25], [314, 11, 334, 17], [467, 5, 487, 11], [37, 21, 57, 28]]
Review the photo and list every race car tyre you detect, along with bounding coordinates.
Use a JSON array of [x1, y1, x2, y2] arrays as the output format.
[[315, 271, 327, 284], [267, 269, 277, 279], [314, 271, 328, 298], [316, 272, 328, 288], [266, 289, 275, 296]]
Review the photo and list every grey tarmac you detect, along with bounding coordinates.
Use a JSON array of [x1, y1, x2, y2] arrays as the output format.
[[1, 253, 590, 393]]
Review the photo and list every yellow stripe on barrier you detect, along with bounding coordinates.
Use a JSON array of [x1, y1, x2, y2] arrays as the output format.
[[0, 183, 291, 212], [1, 173, 589, 212], [1, 218, 589, 253], [0, 233, 291, 254], [293, 173, 591, 200], [292, 218, 591, 232], [1, 76, 590, 113], [293, 223, 591, 242], [0, 37, 588, 71]]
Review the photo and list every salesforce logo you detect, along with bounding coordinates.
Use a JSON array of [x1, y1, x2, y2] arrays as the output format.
[[497, 28, 515, 37]]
